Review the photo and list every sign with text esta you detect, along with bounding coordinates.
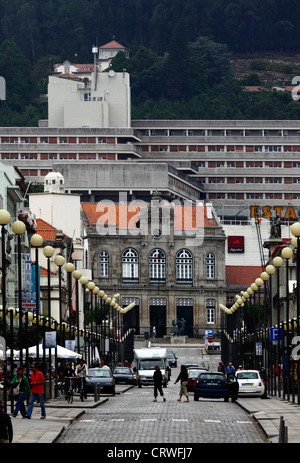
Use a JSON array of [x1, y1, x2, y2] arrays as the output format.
[[251, 205, 300, 220]]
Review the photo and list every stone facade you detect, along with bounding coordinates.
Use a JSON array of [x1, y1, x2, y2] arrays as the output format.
[[81, 197, 226, 339]]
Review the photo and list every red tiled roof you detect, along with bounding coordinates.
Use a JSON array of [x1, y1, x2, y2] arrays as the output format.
[[35, 218, 68, 241], [99, 40, 126, 50], [40, 266, 56, 276], [81, 203, 217, 231], [226, 265, 263, 286]]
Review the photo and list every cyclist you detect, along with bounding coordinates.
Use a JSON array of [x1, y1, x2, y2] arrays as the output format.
[[75, 359, 88, 400], [64, 363, 75, 400]]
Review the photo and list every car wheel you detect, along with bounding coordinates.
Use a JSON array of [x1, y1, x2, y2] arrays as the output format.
[[194, 394, 199, 401], [224, 396, 229, 402]]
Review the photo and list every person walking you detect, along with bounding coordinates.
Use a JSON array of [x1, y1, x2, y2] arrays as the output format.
[[226, 362, 236, 376], [9, 367, 30, 418], [26, 364, 46, 419], [218, 361, 225, 374], [174, 365, 189, 402], [0, 401, 13, 443], [153, 365, 166, 402], [75, 359, 88, 399]]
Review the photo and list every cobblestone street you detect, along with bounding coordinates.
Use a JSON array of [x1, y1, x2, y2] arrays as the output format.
[[57, 348, 267, 444]]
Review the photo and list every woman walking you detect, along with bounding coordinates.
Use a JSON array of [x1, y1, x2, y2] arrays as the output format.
[[9, 367, 30, 418], [174, 365, 189, 402], [153, 365, 166, 402]]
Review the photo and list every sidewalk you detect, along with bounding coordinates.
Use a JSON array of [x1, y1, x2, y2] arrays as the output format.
[[237, 396, 300, 443], [9, 384, 131, 444]]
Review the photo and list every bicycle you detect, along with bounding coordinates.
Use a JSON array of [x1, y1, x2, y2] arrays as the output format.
[[65, 377, 74, 404]]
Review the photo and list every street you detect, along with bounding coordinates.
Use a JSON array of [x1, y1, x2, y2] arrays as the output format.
[[57, 347, 267, 445]]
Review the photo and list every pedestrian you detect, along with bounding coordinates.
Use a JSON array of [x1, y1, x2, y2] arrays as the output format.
[[218, 361, 225, 374], [125, 360, 131, 368], [152, 326, 156, 338], [174, 365, 189, 402], [8, 366, 30, 418], [75, 358, 88, 399], [26, 363, 46, 419], [0, 401, 13, 443], [226, 362, 236, 376], [153, 365, 166, 402], [64, 362, 75, 399]]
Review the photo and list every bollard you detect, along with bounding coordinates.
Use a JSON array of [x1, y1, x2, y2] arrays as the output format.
[[278, 416, 288, 443]]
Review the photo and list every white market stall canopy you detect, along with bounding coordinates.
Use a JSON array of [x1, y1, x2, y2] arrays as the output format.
[[7, 344, 82, 359]]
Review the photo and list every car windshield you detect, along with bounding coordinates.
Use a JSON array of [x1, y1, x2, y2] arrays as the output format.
[[236, 372, 259, 379], [88, 369, 111, 377], [139, 360, 164, 370], [167, 354, 175, 359], [188, 371, 200, 378], [199, 373, 225, 381], [114, 368, 131, 374]]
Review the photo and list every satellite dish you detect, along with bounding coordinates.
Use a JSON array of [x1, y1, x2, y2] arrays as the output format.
[[108, 70, 115, 77]]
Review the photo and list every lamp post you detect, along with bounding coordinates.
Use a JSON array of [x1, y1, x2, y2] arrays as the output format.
[[255, 278, 264, 370], [291, 221, 300, 404], [65, 262, 75, 325], [0, 209, 11, 412], [54, 255, 65, 346], [273, 256, 284, 398], [73, 269, 82, 354], [43, 245, 54, 399], [79, 276, 88, 358], [12, 220, 26, 366], [30, 234, 43, 364], [281, 246, 293, 400], [266, 264, 275, 395], [88, 281, 95, 364]]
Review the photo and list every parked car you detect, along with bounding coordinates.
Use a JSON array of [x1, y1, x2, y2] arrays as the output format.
[[167, 351, 177, 368], [236, 370, 265, 397], [185, 363, 199, 369], [86, 368, 115, 395], [194, 372, 230, 402], [113, 367, 136, 385], [187, 368, 207, 392]]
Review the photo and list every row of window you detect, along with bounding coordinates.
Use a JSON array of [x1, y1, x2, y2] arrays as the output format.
[[142, 129, 300, 137], [208, 192, 300, 200], [99, 248, 215, 283]]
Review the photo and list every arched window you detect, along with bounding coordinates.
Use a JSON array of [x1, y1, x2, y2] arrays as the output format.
[[206, 299, 216, 324], [99, 250, 109, 278], [149, 249, 166, 283], [206, 252, 215, 279], [176, 249, 193, 283], [122, 248, 139, 283]]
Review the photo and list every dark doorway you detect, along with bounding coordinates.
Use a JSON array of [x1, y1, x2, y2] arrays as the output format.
[[150, 299, 167, 337], [176, 302, 194, 338], [123, 301, 140, 335]]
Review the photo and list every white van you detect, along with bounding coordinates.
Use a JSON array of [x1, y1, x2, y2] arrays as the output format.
[[133, 347, 168, 388]]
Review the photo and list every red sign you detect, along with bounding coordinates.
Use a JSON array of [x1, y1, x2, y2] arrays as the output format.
[[228, 236, 244, 254]]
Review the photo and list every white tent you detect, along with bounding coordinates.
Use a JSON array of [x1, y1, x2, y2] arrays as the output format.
[[9, 344, 82, 359]]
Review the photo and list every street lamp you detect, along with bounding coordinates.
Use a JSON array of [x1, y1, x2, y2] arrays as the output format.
[[273, 256, 284, 397], [12, 220, 26, 366], [54, 254, 65, 346], [65, 262, 75, 326], [281, 246, 293, 400], [291, 221, 300, 403], [30, 233, 43, 363], [80, 276, 88, 358], [73, 269, 82, 354], [43, 245, 54, 399], [88, 281, 95, 363]]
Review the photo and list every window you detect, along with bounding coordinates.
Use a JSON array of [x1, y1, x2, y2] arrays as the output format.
[[100, 250, 109, 278], [122, 248, 139, 283], [206, 299, 216, 324], [176, 249, 193, 283], [149, 249, 166, 283], [206, 253, 215, 279]]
